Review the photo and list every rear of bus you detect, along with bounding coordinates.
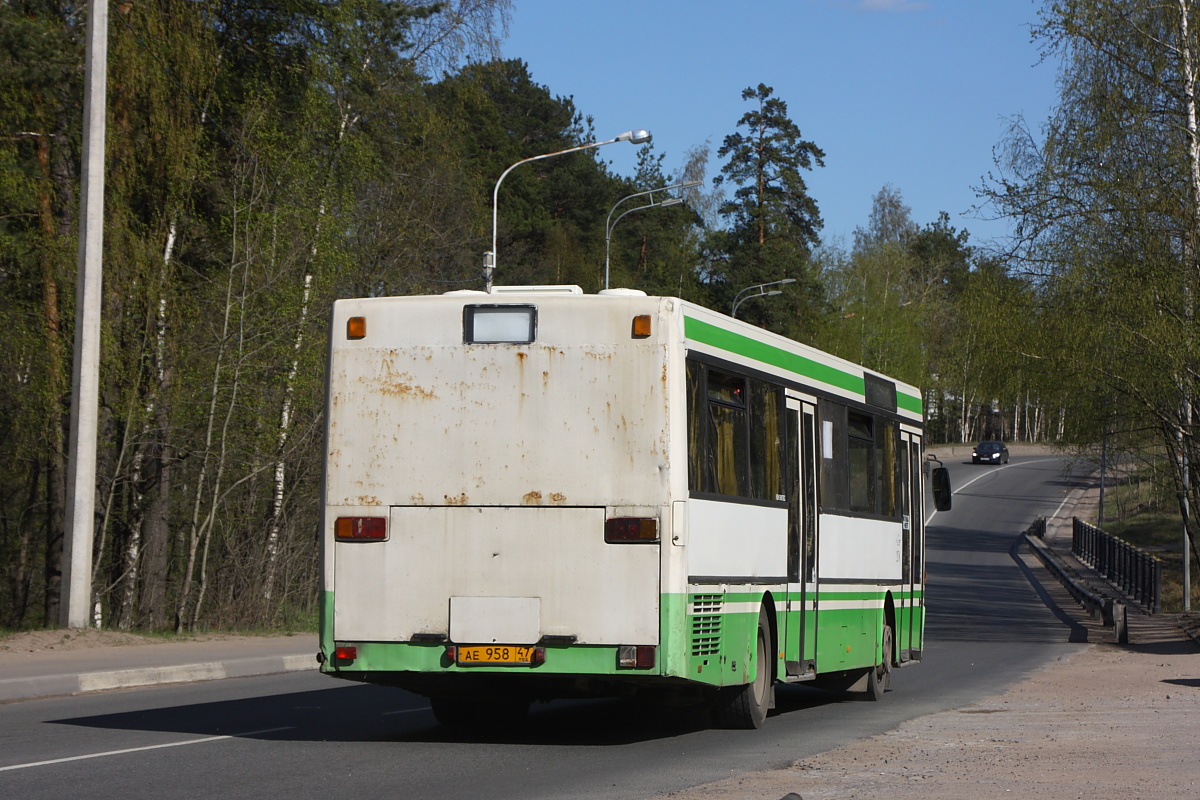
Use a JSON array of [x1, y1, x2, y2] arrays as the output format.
[[318, 290, 683, 708]]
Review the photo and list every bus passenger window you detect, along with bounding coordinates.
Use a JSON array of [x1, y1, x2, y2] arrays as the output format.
[[686, 361, 706, 491], [749, 381, 785, 501], [819, 400, 848, 511], [847, 412, 874, 513], [707, 371, 749, 497], [879, 420, 899, 517], [685, 361, 785, 502]]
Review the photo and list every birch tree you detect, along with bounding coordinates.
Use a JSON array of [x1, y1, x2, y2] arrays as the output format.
[[984, 0, 1200, 569]]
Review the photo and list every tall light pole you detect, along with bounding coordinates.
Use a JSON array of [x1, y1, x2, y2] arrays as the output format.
[[732, 278, 796, 318], [486, 129, 651, 292], [604, 179, 700, 290], [62, 0, 108, 628]]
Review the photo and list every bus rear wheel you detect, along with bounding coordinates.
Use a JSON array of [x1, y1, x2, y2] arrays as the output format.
[[712, 608, 772, 729], [865, 623, 893, 701]]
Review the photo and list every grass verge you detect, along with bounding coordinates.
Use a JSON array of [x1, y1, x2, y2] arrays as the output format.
[[1101, 489, 1199, 614]]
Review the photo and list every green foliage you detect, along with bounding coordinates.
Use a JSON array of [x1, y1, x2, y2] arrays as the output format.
[[1103, 465, 1198, 612], [6, 3, 1095, 633], [430, 59, 594, 286], [980, 0, 1200, 566], [823, 189, 952, 394], [716, 84, 825, 247], [603, 143, 705, 297], [0, 0, 520, 630], [707, 84, 826, 339]]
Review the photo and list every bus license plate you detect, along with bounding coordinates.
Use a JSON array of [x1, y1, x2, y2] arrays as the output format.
[[457, 645, 534, 665]]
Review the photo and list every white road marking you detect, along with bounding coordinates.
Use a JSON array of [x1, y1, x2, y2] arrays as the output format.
[[925, 458, 1061, 526], [0, 727, 295, 772], [382, 707, 431, 716]]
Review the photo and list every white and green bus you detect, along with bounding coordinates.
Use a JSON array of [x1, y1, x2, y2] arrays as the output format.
[[318, 285, 950, 728]]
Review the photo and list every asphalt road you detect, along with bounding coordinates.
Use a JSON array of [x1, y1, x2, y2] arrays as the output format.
[[0, 455, 1090, 799]]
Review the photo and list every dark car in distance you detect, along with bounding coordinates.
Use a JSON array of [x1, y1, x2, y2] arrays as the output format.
[[972, 440, 1009, 464]]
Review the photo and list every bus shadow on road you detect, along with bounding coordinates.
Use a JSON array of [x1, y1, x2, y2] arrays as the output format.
[[49, 685, 426, 743], [386, 687, 847, 746], [388, 698, 711, 745], [50, 681, 845, 747]]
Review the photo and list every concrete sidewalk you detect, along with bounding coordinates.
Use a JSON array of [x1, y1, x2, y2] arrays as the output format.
[[0, 633, 317, 703]]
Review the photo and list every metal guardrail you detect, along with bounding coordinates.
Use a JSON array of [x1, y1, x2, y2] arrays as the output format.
[[1026, 526, 1104, 616], [1071, 517, 1162, 614], [1025, 521, 1128, 643], [1028, 516, 1047, 538]]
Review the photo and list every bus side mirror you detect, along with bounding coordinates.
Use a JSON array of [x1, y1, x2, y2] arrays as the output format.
[[932, 467, 952, 512]]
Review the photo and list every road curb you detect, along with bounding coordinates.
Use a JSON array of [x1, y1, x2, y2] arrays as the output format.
[[0, 652, 315, 703]]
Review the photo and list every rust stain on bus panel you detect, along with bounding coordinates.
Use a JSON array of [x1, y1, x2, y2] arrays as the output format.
[[377, 360, 437, 400], [325, 337, 670, 509], [378, 379, 436, 400]]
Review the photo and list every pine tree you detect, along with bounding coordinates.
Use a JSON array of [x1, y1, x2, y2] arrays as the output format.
[[709, 84, 826, 338]]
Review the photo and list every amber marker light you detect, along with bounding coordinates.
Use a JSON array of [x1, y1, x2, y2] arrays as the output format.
[[631, 314, 652, 338], [347, 316, 366, 340]]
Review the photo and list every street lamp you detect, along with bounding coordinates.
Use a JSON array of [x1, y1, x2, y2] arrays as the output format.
[[486, 129, 651, 292], [731, 278, 796, 318], [604, 179, 701, 289]]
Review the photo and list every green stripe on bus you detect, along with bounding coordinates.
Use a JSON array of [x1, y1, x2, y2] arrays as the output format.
[[684, 316, 923, 414], [819, 590, 893, 602], [697, 589, 921, 603], [685, 317, 862, 394]]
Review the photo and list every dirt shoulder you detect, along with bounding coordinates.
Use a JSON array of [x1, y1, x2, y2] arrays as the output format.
[[0, 627, 297, 655], [652, 638, 1200, 800]]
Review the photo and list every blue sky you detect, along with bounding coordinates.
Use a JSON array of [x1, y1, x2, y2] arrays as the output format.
[[501, 0, 1058, 251]]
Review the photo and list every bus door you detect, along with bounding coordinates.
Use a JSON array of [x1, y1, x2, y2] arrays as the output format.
[[784, 396, 819, 676], [899, 430, 924, 661]]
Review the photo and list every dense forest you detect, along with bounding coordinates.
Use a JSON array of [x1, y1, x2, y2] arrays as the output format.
[[1, 0, 1198, 630]]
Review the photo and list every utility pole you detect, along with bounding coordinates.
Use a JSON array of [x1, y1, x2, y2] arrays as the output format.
[[61, 0, 108, 628], [1098, 405, 1106, 528], [1183, 398, 1192, 613]]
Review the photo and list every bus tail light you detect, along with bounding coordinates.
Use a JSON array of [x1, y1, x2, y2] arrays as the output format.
[[605, 517, 658, 543], [335, 516, 387, 541], [618, 645, 655, 669], [333, 646, 357, 665]]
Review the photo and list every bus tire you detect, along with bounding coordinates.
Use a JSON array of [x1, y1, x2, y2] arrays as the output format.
[[713, 608, 772, 729], [865, 623, 893, 701]]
